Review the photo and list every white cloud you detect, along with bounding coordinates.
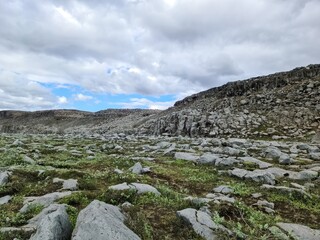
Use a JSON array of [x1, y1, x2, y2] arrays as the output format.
[[58, 96, 68, 104], [118, 98, 174, 110], [74, 93, 93, 101]]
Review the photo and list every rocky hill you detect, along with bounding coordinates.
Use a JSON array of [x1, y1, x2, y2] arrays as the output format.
[[0, 109, 159, 134], [139, 64, 320, 140]]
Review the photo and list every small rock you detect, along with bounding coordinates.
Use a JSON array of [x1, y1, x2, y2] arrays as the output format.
[[23, 156, 36, 165], [53, 178, 78, 191], [114, 169, 124, 174], [174, 152, 199, 162], [109, 182, 161, 195], [213, 185, 233, 194], [0, 171, 11, 186], [0, 195, 12, 205]]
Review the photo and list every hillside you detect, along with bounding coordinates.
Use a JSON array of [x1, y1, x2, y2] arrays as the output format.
[[0, 109, 159, 134], [139, 64, 320, 140]]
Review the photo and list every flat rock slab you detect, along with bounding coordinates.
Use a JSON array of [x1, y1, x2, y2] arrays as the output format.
[[109, 182, 161, 195], [277, 223, 320, 240], [261, 185, 311, 198], [175, 152, 199, 162], [20, 191, 73, 213], [72, 200, 141, 240], [239, 157, 273, 169], [177, 208, 220, 240], [230, 168, 275, 185]]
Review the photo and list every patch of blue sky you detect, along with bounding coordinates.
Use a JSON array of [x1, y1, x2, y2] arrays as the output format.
[[39, 82, 175, 112]]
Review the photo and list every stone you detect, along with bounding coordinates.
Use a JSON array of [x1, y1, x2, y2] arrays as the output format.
[[53, 178, 78, 191], [279, 154, 293, 165], [205, 193, 235, 204], [177, 208, 220, 240], [20, 191, 73, 213], [254, 200, 274, 209], [114, 169, 124, 174], [230, 168, 275, 185], [29, 204, 72, 240], [239, 157, 273, 169], [213, 185, 233, 194], [129, 162, 144, 174], [23, 155, 36, 165], [109, 182, 161, 195], [269, 226, 290, 240], [263, 146, 282, 160], [174, 152, 199, 162], [309, 152, 320, 161], [251, 193, 263, 198], [72, 200, 141, 240], [0, 171, 10, 186], [215, 158, 239, 166], [0, 195, 12, 205], [261, 185, 311, 198], [198, 153, 220, 165], [276, 222, 320, 240]]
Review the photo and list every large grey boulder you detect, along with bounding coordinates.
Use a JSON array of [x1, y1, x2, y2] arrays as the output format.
[[277, 223, 320, 240], [20, 191, 73, 213], [29, 204, 72, 240], [0, 171, 10, 186], [72, 200, 141, 240], [177, 208, 220, 240]]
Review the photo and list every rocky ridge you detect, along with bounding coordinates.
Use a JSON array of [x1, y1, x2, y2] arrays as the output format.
[[139, 64, 320, 139]]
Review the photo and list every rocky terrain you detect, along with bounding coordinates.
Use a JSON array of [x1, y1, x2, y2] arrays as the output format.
[[0, 134, 319, 239], [0, 64, 320, 239]]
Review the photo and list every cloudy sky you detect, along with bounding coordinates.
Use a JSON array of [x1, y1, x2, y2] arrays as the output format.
[[0, 0, 319, 111]]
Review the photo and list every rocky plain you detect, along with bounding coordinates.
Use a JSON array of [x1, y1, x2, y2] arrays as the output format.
[[0, 65, 320, 239]]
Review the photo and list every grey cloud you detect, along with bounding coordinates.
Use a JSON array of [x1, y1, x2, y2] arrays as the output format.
[[0, 0, 319, 110]]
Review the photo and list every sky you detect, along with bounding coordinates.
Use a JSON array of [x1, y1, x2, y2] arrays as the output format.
[[0, 0, 319, 111]]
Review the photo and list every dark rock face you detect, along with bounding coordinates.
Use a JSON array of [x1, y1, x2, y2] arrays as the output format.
[[139, 64, 320, 139]]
